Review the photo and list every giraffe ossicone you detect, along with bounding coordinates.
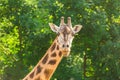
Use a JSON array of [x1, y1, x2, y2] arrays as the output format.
[[23, 17, 82, 80]]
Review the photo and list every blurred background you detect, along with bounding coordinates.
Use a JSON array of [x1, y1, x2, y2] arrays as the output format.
[[0, 0, 120, 80]]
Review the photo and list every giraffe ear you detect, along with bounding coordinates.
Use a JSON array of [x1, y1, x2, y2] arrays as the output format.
[[73, 25, 82, 34], [49, 23, 59, 33]]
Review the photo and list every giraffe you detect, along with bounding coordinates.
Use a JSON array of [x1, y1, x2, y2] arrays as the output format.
[[23, 17, 82, 80]]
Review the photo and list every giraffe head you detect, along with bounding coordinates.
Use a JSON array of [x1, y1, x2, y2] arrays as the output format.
[[49, 17, 82, 57]]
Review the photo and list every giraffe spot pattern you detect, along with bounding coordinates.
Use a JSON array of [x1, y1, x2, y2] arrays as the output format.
[[36, 65, 42, 75], [30, 71, 34, 79], [42, 54, 48, 64], [51, 43, 56, 52], [51, 52, 56, 57], [56, 45, 59, 50], [44, 69, 53, 79], [35, 77, 41, 80], [48, 59, 57, 65], [59, 51, 62, 57]]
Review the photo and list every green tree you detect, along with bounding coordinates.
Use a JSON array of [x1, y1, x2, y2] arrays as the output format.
[[0, 0, 52, 79], [43, 0, 120, 80]]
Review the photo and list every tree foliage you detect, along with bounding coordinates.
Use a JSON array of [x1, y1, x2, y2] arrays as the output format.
[[0, 0, 120, 80]]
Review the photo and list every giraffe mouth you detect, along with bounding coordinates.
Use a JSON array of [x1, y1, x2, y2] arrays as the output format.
[[62, 49, 70, 53], [63, 51, 70, 57], [62, 49, 70, 57]]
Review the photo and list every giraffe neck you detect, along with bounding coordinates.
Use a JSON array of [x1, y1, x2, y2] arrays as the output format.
[[23, 37, 63, 80]]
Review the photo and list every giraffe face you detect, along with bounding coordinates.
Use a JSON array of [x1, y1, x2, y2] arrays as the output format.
[[57, 24, 74, 56], [49, 17, 82, 57]]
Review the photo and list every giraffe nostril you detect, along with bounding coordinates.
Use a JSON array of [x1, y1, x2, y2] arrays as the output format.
[[67, 45, 69, 47], [62, 44, 69, 48]]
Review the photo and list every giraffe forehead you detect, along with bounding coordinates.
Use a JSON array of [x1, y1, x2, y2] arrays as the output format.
[[60, 26, 71, 34]]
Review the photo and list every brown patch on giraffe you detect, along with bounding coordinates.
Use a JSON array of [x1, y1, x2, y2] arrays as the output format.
[[36, 65, 42, 75], [42, 54, 48, 64], [30, 71, 34, 79], [51, 52, 56, 57], [48, 59, 57, 65], [35, 77, 41, 80], [51, 43, 56, 52], [62, 26, 71, 41], [44, 69, 53, 79], [56, 45, 59, 50], [59, 51, 62, 57]]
